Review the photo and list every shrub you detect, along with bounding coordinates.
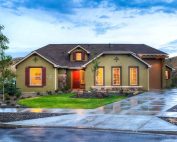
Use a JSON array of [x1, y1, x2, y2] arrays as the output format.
[[3, 82, 22, 97], [55, 89, 59, 93], [171, 76, 177, 88], [15, 88, 22, 98], [61, 85, 69, 92], [46, 91, 53, 95], [37, 92, 41, 96], [6, 101, 10, 104], [5, 94, 10, 100]]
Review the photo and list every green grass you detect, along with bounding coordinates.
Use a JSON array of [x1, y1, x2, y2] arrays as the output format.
[[18, 93, 126, 109]]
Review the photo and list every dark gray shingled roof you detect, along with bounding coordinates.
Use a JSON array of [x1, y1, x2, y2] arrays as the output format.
[[35, 44, 167, 67]]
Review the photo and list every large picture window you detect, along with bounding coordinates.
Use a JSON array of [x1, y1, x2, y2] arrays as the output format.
[[112, 67, 121, 85], [30, 68, 42, 86], [95, 67, 104, 86], [129, 67, 138, 86]]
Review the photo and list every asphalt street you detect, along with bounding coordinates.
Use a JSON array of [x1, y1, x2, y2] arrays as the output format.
[[0, 127, 177, 142]]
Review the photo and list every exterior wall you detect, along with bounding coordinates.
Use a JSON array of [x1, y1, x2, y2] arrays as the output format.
[[162, 59, 166, 89], [16, 54, 56, 92], [58, 69, 67, 89], [143, 58, 163, 90], [66, 69, 72, 89], [70, 48, 88, 61], [85, 54, 149, 91]]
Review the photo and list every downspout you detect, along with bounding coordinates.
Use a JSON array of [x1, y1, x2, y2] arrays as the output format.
[[147, 67, 149, 91], [54, 68, 57, 90]]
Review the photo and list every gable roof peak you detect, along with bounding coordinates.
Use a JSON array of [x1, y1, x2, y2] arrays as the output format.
[[67, 45, 90, 54]]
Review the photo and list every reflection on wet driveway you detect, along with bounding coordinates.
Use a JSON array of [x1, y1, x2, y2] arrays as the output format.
[[93, 89, 177, 116]]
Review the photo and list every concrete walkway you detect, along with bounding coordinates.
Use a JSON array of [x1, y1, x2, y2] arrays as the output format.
[[4, 89, 177, 133]]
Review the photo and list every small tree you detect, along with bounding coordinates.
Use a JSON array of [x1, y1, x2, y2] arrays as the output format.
[[91, 53, 100, 74], [0, 25, 15, 102], [92, 59, 100, 73]]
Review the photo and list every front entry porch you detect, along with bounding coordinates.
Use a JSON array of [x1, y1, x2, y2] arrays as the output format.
[[72, 70, 85, 89]]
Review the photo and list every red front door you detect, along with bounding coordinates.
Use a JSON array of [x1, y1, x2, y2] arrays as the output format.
[[72, 70, 80, 89]]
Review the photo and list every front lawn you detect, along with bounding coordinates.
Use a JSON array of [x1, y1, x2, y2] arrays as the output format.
[[18, 93, 126, 109]]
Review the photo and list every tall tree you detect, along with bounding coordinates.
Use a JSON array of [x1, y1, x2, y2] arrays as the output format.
[[0, 25, 14, 102]]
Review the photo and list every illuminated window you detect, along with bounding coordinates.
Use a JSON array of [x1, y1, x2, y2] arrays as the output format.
[[129, 67, 138, 86], [75, 52, 82, 61], [112, 67, 121, 85], [30, 68, 42, 86], [165, 70, 170, 80], [95, 67, 104, 86], [80, 70, 85, 84]]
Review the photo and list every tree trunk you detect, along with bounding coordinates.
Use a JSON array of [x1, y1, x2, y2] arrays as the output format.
[[2, 83, 4, 102]]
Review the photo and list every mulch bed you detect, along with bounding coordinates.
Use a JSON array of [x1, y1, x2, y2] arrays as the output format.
[[167, 105, 177, 112], [72, 92, 134, 99], [0, 112, 68, 122], [158, 105, 177, 126], [160, 117, 177, 126]]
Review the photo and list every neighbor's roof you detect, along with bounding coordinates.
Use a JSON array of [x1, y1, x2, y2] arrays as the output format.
[[165, 64, 175, 71], [16, 44, 167, 68]]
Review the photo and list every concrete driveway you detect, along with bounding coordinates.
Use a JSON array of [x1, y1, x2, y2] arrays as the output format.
[[93, 89, 177, 116], [5, 89, 177, 133]]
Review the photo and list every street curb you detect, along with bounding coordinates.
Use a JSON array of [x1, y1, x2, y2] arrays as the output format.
[[1, 123, 177, 136]]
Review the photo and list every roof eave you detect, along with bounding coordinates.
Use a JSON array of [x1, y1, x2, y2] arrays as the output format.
[[82, 51, 151, 68], [138, 53, 168, 58], [15, 51, 58, 68], [67, 45, 90, 54], [165, 64, 175, 71]]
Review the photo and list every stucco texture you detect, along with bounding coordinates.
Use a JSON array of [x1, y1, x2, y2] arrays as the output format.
[[85, 54, 149, 91], [165, 66, 172, 88], [16, 54, 57, 92]]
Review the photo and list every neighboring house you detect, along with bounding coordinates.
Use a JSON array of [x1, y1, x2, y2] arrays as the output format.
[[15, 44, 173, 93], [11, 57, 24, 73]]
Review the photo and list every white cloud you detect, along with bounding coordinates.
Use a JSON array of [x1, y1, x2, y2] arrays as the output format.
[[72, 0, 83, 4], [1, 4, 177, 57], [163, 0, 174, 3]]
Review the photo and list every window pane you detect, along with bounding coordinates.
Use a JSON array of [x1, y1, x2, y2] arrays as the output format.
[[95, 67, 104, 85], [112, 68, 121, 85], [130, 67, 138, 86], [165, 70, 169, 80], [76, 53, 82, 61], [80, 70, 85, 84], [30, 68, 42, 86]]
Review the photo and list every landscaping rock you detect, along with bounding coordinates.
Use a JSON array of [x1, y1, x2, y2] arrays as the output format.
[[15, 104, 21, 108], [160, 117, 177, 126], [57, 91, 63, 94], [0, 113, 68, 122], [167, 105, 177, 112], [1, 103, 7, 107]]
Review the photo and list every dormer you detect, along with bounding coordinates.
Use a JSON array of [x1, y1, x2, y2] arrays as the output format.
[[68, 45, 90, 61]]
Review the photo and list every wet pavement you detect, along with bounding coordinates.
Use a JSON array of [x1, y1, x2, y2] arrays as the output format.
[[3, 89, 177, 133], [1, 127, 177, 142], [2, 89, 177, 116], [93, 89, 177, 116]]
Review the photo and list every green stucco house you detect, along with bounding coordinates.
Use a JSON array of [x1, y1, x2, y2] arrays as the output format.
[[15, 44, 173, 93]]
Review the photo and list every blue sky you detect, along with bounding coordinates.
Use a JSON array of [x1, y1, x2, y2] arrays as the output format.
[[1, 0, 177, 57]]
